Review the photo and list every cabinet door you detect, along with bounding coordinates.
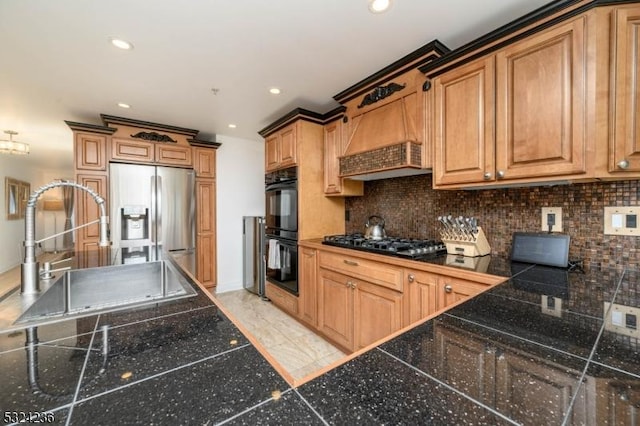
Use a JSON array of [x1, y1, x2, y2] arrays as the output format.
[[75, 133, 107, 171], [405, 269, 439, 327], [155, 144, 193, 167], [438, 277, 487, 310], [75, 173, 109, 267], [323, 120, 343, 194], [196, 233, 216, 288], [265, 134, 280, 172], [353, 279, 403, 350], [111, 138, 155, 163], [194, 147, 216, 178], [433, 56, 495, 186], [279, 124, 297, 167], [196, 179, 215, 233], [317, 268, 354, 351], [323, 120, 364, 196], [610, 6, 640, 172], [196, 179, 216, 288], [496, 16, 588, 180], [299, 248, 318, 326]]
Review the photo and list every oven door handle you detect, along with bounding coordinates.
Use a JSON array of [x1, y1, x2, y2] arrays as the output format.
[[266, 181, 296, 191]]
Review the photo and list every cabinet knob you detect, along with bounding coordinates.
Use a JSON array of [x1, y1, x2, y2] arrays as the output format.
[[444, 284, 452, 293], [496, 170, 505, 179], [346, 281, 352, 288], [408, 274, 415, 283], [618, 159, 630, 170], [483, 172, 492, 180]]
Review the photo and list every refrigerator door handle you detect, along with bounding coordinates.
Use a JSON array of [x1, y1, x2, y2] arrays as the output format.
[[150, 175, 156, 245], [156, 175, 163, 247]]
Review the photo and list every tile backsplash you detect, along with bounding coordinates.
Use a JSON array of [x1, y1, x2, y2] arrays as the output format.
[[345, 174, 640, 269]]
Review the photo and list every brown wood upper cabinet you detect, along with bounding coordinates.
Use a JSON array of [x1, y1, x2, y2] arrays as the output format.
[[433, 15, 590, 188], [265, 123, 297, 172], [75, 133, 108, 171], [323, 118, 363, 196], [610, 5, 640, 173], [112, 137, 193, 167]]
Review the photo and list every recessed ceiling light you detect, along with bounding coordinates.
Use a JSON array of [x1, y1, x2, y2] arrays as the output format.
[[368, 0, 391, 13], [228, 124, 237, 129], [117, 102, 131, 109], [269, 88, 281, 95], [110, 38, 133, 50]]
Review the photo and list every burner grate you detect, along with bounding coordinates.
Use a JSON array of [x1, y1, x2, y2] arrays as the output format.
[[322, 234, 446, 260]]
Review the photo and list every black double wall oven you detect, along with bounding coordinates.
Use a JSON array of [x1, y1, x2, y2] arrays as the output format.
[[265, 166, 298, 295]]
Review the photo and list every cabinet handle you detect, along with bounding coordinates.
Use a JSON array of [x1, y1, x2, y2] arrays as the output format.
[[483, 172, 492, 180], [444, 284, 452, 293], [408, 274, 415, 283], [344, 259, 359, 266], [496, 170, 505, 179], [618, 159, 630, 170]]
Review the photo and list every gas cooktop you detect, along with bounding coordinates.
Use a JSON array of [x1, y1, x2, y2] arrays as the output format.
[[322, 234, 446, 260]]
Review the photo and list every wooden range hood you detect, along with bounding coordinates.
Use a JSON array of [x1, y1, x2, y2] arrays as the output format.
[[338, 86, 427, 181]]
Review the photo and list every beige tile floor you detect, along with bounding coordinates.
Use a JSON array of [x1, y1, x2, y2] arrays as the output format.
[[214, 289, 347, 382]]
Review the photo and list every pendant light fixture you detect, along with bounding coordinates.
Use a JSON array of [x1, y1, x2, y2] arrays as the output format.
[[0, 130, 30, 155]]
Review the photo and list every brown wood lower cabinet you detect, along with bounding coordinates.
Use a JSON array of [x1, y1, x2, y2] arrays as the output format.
[[405, 269, 439, 326], [268, 244, 497, 354], [266, 281, 299, 316], [438, 276, 488, 310], [317, 269, 353, 350], [353, 277, 403, 351], [317, 267, 403, 352], [405, 269, 489, 326], [299, 248, 318, 326]]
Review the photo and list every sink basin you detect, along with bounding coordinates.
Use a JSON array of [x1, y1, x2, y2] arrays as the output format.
[[15, 260, 197, 324]]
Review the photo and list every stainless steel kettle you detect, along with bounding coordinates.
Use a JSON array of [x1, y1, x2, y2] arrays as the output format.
[[364, 215, 386, 240]]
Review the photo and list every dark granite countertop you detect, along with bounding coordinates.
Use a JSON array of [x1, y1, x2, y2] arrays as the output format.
[[1, 248, 638, 425]]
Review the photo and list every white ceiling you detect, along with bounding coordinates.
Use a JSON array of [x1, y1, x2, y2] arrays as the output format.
[[0, 0, 554, 169]]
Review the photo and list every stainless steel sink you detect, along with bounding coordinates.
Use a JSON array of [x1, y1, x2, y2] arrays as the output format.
[[15, 260, 197, 324]]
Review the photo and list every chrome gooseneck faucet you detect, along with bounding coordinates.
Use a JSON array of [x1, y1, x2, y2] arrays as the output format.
[[21, 180, 110, 295]]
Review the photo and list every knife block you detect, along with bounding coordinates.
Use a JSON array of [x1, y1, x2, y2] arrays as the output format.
[[441, 227, 491, 257]]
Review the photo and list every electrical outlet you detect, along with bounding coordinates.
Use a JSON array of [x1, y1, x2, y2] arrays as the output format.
[[541, 207, 563, 232], [604, 302, 640, 338], [541, 295, 562, 317], [604, 206, 639, 236]]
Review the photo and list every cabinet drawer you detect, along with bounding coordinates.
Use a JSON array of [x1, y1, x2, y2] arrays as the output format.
[[265, 281, 298, 316], [319, 251, 403, 291]]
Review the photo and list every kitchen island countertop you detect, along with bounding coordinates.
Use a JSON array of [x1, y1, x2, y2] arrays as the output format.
[[1, 248, 638, 425]]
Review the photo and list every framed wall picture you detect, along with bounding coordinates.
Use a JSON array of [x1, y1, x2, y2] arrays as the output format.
[[5, 177, 30, 220]]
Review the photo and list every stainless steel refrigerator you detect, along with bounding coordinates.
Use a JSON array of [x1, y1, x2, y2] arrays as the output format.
[[110, 163, 195, 263], [243, 216, 265, 296]]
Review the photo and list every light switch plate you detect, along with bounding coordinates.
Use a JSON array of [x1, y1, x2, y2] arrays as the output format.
[[604, 206, 640, 236], [541, 207, 563, 232], [604, 302, 640, 338]]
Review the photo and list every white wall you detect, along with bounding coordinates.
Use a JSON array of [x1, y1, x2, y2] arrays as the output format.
[[0, 155, 72, 273], [215, 134, 264, 293]]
